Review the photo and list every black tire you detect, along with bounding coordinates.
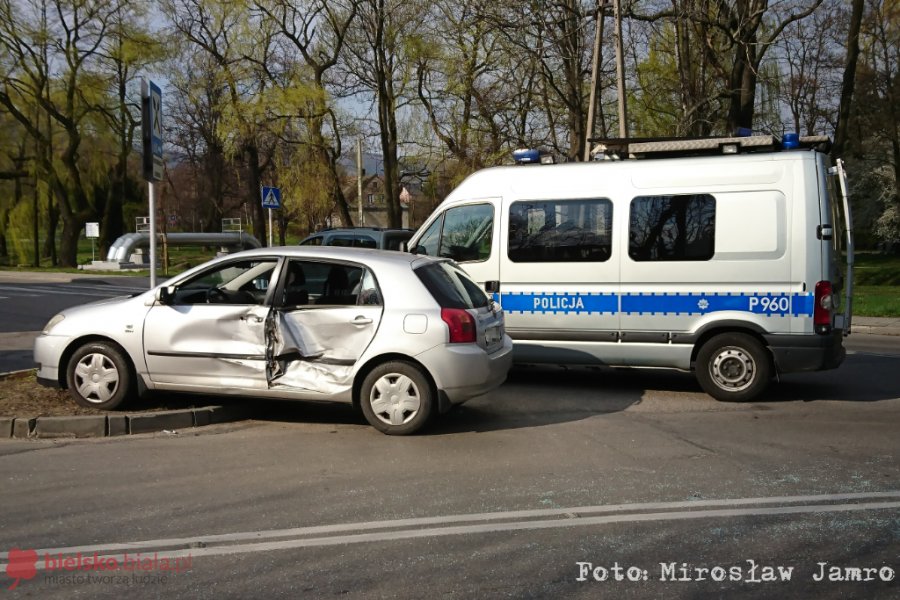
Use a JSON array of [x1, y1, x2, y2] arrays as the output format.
[[65, 342, 134, 410], [359, 361, 434, 435], [695, 333, 771, 402]]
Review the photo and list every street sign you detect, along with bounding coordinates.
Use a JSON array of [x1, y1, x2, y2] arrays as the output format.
[[141, 79, 163, 182], [85, 222, 99, 238], [261, 186, 282, 209]]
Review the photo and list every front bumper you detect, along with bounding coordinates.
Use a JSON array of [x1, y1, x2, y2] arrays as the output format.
[[417, 336, 514, 405], [33, 333, 67, 388], [765, 330, 846, 373]]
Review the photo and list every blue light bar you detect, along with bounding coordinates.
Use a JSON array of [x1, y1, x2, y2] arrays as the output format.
[[513, 148, 541, 164], [782, 133, 800, 149]]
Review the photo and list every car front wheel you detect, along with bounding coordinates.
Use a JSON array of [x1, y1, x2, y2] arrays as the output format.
[[66, 341, 134, 410], [360, 361, 434, 435]]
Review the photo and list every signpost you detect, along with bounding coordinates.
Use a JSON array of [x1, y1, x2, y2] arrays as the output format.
[[85, 222, 99, 262], [261, 186, 281, 247], [141, 78, 163, 288]]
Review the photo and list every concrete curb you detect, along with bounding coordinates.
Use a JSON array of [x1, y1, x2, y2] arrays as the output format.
[[3, 405, 257, 439], [1, 369, 257, 439]]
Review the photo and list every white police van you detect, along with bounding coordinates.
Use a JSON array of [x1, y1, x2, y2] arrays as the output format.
[[408, 135, 854, 401]]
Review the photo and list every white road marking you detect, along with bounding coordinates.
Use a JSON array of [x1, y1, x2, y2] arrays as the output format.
[[2, 491, 898, 568], [0, 285, 128, 298]]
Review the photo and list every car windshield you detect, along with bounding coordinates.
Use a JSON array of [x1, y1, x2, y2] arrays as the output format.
[[414, 262, 489, 309]]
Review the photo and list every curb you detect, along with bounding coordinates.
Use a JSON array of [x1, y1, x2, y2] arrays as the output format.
[[851, 325, 900, 337], [2, 404, 256, 439], [1, 369, 257, 439]]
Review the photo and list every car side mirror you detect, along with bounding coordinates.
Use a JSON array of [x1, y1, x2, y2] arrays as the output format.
[[155, 286, 174, 305], [484, 280, 500, 294]]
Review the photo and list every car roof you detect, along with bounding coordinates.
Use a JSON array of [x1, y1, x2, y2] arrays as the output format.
[[225, 244, 424, 266]]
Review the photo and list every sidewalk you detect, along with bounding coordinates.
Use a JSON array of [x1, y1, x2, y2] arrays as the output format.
[[851, 317, 900, 336]]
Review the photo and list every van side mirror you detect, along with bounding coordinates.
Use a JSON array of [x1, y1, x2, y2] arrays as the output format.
[[155, 286, 174, 305]]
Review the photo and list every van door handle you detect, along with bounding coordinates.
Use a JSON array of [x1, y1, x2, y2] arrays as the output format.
[[351, 316, 373, 325]]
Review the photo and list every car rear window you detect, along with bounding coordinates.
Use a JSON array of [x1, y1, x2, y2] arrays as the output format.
[[415, 262, 489, 309]]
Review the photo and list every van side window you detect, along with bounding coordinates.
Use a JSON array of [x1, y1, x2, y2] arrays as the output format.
[[508, 199, 612, 262], [415, 204, 494, 262], [629, 194, 716, 261]]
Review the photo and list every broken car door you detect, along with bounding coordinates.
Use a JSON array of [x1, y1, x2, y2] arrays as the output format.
[[266, 259, 383, 396]]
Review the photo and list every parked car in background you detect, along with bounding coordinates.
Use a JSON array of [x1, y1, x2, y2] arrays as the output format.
[[34, 247, 513, 435], [300, 227, 414, 251]]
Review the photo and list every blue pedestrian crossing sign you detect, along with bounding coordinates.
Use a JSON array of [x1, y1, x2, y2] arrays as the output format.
[[261, 186, 282, 209]]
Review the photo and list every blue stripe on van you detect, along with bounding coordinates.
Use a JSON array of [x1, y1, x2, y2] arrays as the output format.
[[498, 292, 618, 314], [495, 292, 814, 317]]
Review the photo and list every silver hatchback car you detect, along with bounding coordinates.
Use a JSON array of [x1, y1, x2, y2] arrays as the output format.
[[34, 247, 513, 435]]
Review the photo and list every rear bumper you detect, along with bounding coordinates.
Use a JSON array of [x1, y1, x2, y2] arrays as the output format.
[[765, 330, 846, 373], [417, 336, 514, 405]]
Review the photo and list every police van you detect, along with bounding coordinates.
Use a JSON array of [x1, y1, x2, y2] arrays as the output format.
[[407, 135, 854, 401]]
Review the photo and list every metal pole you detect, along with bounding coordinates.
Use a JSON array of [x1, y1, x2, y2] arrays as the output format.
[[585, 0, 604, 161], [357, 139, 363, 226], [268, 208, 273, 247], [148, 181, 156, 288], [613, 0, 628, 138]]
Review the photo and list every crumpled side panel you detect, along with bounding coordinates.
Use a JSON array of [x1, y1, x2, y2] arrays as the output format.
[[268, 308, 380, 395]]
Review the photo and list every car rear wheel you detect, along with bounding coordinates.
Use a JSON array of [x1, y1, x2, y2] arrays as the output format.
[[695, 333, 771, 402], [360, 361, 434, 435], [66, 341, 134, 410]]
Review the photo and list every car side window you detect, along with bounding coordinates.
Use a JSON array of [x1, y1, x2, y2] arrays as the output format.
[[175, 260, 277, 305], [279, 260, 372, 307]]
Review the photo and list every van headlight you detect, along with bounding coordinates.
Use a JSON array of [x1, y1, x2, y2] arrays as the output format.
[[42, 314, 65, 334]]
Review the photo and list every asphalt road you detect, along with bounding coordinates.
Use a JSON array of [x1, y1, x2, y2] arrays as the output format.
[[1, 338, 899, 597], [0, 275, 150, 372]]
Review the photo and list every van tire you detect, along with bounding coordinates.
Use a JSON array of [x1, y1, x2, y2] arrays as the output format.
[[695, 333, 771, 402], [360, 361, 434, 435]]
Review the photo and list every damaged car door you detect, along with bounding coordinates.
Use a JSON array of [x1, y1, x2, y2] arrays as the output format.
[[143, 258, 279, 389], [265, 259, 383, 397]]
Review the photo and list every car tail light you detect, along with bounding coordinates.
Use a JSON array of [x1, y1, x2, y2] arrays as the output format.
[[814, 280, 833, 335], [441, 308, 476, 343]]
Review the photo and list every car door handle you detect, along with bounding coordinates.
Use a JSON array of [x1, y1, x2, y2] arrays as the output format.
[[242, 315, 264, 323], [351, 316, 373, 325]]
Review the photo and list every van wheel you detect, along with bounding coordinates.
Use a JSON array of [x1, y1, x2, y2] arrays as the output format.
[[360, 361, 433, 435], [66, 342, 134, 410], [695, 333, 771, 402]]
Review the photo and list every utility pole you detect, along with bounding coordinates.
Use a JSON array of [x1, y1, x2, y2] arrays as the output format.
[[585, 0, 606, 161], [613, 0, 628, 138], [356, 139, 363, 227]]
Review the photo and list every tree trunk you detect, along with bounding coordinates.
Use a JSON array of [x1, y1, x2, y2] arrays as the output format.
[[42, 197, 58, 265], [831, 0, 865, 159], [246, 144, 267, 245]]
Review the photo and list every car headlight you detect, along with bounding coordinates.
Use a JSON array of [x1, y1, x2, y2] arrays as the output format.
[[42, 314, 65, 334]]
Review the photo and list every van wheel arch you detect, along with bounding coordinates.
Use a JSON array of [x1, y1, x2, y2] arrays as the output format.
[[690, 325, 772, 369]]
